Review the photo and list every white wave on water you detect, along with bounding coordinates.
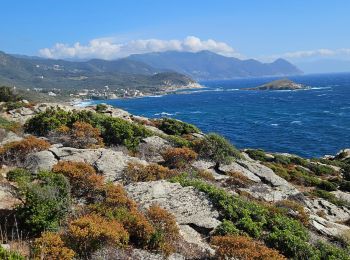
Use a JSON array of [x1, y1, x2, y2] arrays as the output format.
[[309, 86, 332, 90], [154, 112, 174, 116], [270, 123, 279, 126], [73, 100, 94, 107], [291, 121, 302, 125], [146, 95, 164, 98], [189, 111, 203, 114], [317, 94, 327, 96]]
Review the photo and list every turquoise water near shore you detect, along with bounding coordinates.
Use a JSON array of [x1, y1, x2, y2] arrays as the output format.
[[89, 73, 350, 158]]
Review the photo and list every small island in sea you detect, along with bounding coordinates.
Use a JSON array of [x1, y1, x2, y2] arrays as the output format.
[[245, 78, 307, 91]]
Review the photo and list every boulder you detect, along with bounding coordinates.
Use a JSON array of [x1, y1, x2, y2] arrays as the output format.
[[192, 160, 230, 180], [125, 181, 220, 230], [331, 190, 350, 204], [47, 147, 147, 182], [0, 131, 22, 146], [138, 136, 171, 163], [310, 215, 350, 239], [219, 162, 261, 182], [0, 182, 20, 210], [24, 150, 58, 173], [304, 197, 350, 222]]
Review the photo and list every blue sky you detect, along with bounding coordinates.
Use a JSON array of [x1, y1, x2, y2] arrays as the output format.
[[1, 0, 349, 62]]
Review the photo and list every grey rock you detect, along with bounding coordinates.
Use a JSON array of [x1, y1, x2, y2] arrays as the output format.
[[0, 131, 22, 146], [331, 190, 350, 204], [48, 147, 147, 182], [310, 215, 350, 239], [24, 150, 58, 173], [138, 136, 171, 163], [304, 197, 350, 222], [192, 160, 229, 180], [179, 224, 215, 255], [0, 182, 20, 210], [125, 180, 221, 230], [219, 162, 261, 182]]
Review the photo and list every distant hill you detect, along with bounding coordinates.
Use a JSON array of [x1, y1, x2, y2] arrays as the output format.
[[128, 50, 303, 80], [0, 51, 194, 90]]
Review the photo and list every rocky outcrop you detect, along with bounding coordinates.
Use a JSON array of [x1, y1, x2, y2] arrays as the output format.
[[138, 136, 171, 163], [0, 131, 22, 146], [191, 160, 230, 180], [310, 215, 350, 239], [0, 181, 20, 210], [219, 161, 261, 182], [25, 146, 147, 181], [125, 181, 220, 253]]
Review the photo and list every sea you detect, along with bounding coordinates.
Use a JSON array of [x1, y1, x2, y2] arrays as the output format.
[[84, 73, 350, 158]]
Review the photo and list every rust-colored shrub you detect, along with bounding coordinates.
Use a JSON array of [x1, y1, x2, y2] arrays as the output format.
[[225, 171, 254, 188], [66, 214, 129, 257], [275, 200, 309, 226], [123, 162, 177, 183], [102, 183, 137, 209], [52, 161, 104, 197], [162, 147, 197, 169], [0, 136, 50, 166], [147, 204, 180, 255], [211, 235, 286, 260], [49, 121, 104, 149], [196, 170, 216, 181], [33, 232, 75, 260]]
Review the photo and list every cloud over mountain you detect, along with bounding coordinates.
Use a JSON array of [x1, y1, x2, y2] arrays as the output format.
[[39, 36, 241, 60]]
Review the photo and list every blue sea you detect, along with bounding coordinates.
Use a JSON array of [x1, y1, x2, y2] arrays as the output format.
[[89, 73, 350, 158]]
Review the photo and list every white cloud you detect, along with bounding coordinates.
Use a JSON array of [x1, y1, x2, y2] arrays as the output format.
[[39, 36, 240, 60], [264, 48, 350, 61]]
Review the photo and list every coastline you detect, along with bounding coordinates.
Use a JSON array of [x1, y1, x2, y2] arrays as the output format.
[[72, 82, 205, 107]]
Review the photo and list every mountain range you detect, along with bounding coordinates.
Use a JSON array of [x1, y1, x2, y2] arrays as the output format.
[[0, 50, 302, 90], [128, 50, 302, 80]]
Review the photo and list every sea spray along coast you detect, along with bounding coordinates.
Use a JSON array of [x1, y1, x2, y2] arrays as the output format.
[[1, 1, 350, 259]]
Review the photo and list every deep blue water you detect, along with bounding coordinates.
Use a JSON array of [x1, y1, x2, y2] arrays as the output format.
[[88, 73, 350, 158]]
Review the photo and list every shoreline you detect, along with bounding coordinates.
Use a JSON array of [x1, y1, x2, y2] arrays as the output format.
[[72, 83, 206, 107]]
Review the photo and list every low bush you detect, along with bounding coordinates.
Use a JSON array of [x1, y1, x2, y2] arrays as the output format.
[[275, 200, 309, 225], [317, 180, 338, 191], [214, 220, 239, 236], [162, 147, 197, 169], [32, 232, 75, 260], [95, 103, 108, 113], [0, 245, 24, 260], [6, 168, 32, 184], [146, 204, 180, 256], [245, 149, 271, 162], [266, 229, 316, 259], [123, 162, 177, 183], [164, 134, 191, 147], [0, 136, 50, 166], [193, 133, 241, 167], [0, 117, 21, 132], [225, 171, 254, 188], [52, 161, 103, 198], [339, 181, 350, 192], [317, 241, 350, 260], [312, 189, 350, 208], [66, 214, 129, 257], [25, 108, 151, 149], [0, 86, 21, 102], [49, 121, 104, 148], [154, 118, 200, 136], [211, 235, 286, 260], [16, 171, 71, 234]]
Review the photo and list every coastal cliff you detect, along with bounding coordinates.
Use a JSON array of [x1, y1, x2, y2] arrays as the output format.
[[0, 100, 350, 259]]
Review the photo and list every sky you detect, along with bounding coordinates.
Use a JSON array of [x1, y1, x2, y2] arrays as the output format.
[[1, 0, 350, 65]]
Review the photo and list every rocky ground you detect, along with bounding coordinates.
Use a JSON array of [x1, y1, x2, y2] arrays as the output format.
[[1, 103, 350, 259]]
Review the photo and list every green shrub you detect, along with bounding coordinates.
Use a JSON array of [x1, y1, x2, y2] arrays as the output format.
[[193, 133, 241, 167], [6, 168, 32, 184], [5, 101, 25, 112], [339, 181, 350, 192], [317, 241, 350, 260], [16, 171, 71, 234], [95, 103, 108, 113], [164, 134, 191, 147], [214, 220, 239, 236], [266, 229, 317, 259], [154, 118, 200, 136], [313, 189, 350, 208], [0, 86, 21, 102], [25, 108, 151, 149], [0, 246, 24, 260], [0, 117, 20, 132], [245, 149, 270, 162], [317, 180, 338, 191]]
